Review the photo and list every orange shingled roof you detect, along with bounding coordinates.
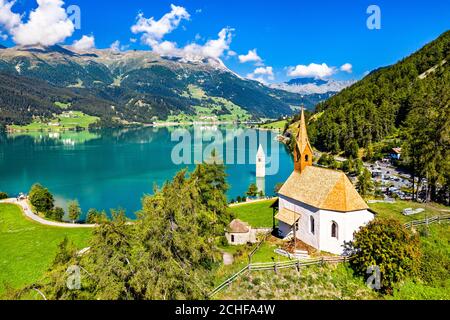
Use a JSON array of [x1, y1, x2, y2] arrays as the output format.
[[275, 207, 300, 226], [278, 166, 369, 212]]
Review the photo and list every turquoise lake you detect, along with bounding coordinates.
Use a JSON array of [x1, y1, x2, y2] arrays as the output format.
[[0, 126, 293, 219]]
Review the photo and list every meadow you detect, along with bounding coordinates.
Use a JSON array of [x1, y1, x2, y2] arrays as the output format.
[[8, 111, 99, 132], [0, 204, 92, 296]]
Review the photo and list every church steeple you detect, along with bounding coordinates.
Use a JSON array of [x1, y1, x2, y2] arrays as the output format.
[[294, 107, 313, 173]]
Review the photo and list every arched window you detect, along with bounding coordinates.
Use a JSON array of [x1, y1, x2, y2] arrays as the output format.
[[231, 235, 235, 243], [305, 154, 309, 162], [331, 222, 338, 239], [310, 216, 315, 234]]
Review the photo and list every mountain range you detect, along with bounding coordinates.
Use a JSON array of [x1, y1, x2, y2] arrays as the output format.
[[270, 77, 356, 95], [0, 45, 336, 127]]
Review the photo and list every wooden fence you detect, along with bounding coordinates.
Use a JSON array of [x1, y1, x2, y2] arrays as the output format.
[[210, 215, 450, 297], [210, 256, 350, 297], [404, 214, 450, 229]]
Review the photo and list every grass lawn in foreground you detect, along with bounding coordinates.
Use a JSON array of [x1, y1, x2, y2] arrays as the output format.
[[228, 200, 276, 228], [0, 204, 92, 296]]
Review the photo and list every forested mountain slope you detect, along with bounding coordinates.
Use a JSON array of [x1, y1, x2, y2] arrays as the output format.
[[308, 30, 449, 153], [308, 30, 449, 203], [0, 45, 329, 127]]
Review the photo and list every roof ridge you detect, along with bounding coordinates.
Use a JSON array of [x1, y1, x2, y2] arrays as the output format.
[[341, 174, 348, 212]]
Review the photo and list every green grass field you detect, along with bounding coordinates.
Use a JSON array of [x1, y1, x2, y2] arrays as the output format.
[[228, 200, 276, 228], [369, 200, 448, 223], [8, 111, 99, 132], [0, 204, 92, 296], [258, 120, 288, 131]]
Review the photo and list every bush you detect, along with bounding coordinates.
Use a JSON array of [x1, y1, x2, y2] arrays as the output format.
[[29, 184, 54, 214], [86, 208, 108, 224], [346, 218, 422, 294], [0, 192, 8, 200], [45, 207, 65, 222]]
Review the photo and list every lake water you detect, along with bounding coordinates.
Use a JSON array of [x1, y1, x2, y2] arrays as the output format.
[[0, 126, 293, 219]]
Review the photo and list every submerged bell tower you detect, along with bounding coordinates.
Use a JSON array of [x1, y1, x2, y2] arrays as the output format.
[[293, 107, 313, 173], [256, 144, 266, 178]]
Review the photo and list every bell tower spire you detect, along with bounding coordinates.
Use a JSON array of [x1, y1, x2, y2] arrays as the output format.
[[294, 107, 313, 173]]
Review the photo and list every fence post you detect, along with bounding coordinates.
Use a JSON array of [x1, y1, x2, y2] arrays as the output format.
[[321, 257, 325, 266]]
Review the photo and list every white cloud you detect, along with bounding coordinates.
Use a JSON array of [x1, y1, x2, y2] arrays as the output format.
[[72, 35, 95, 51], [110, 40, 130, 52], [287, 63, 335, 79], [132, 5, 233, 62], [110, 40, 120, 52], [340, 63, 353, 73], [238, 49, 262, 64], [131, 4, 190, 47], [129, 38, 137, 43], [0, 0, 21, 31], [182, 27, 232, 60], [247, 66, 274, 83], [9, 0, 74, 46]]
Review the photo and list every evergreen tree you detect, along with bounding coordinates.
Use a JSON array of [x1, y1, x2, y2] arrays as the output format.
[[356, 168, 374, 197], [246, 183, 259, 197], [68, 200, 81, 223]]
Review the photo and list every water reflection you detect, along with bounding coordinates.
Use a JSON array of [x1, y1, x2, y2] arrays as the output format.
[[0, 126, 293, 218]]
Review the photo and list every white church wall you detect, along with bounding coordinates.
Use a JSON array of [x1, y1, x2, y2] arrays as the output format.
[[318, 209, 375, 255], [279, 196, 320, 249]]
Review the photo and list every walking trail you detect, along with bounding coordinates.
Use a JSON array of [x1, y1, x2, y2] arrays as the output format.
[[0, 198, 96, 228]]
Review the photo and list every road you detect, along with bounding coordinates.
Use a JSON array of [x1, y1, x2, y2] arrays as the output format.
[[0, 198, 96, 228]]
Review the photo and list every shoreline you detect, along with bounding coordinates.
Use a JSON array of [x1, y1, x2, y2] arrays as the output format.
[[6, 120, 269, 133]]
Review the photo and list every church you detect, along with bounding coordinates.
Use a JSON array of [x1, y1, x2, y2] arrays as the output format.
[[275, 109, 374, 255]]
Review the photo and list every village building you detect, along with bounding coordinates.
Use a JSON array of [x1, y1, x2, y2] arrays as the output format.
[[275, 108, 374, 255], [390, 147, 402, 160]]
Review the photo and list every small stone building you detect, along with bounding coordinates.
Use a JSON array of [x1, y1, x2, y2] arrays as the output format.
[[225, 219, 257, 245]]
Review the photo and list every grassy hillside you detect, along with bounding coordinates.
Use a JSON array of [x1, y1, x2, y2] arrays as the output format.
[[220, 199, 449, 300], [217, 263, 378, 300], [0, 204, 92, 296], [9, 111, 99, 132], [228, 200, 275, 228]]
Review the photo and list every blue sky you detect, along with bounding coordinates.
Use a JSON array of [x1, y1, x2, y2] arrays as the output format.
[[1, 0, 449, 82]]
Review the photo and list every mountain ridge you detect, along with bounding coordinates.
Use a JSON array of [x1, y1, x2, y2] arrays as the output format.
[[0, 45, 336, 127]]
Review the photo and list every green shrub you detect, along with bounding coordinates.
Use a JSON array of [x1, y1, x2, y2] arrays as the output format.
[[45, 207, 64, 222], [29, 184, 54, 214], [347, 218, 422, 294], [0, 192, 8, 200]]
